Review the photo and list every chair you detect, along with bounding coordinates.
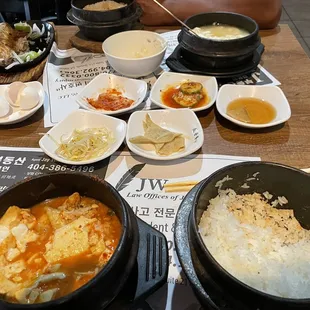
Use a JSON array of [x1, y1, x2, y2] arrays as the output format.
[[0, 0, 41, 21], [55, 0, 71, 25], [0, 0, 57, 23]]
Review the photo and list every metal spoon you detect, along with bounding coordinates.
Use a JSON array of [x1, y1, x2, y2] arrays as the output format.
[[150, 0, 200, 37]]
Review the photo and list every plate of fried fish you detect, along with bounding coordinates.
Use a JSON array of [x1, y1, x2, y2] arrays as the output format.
[[0, 21, 55, 73], [150, 72, 218, 112], [126, 109, 204, 160]]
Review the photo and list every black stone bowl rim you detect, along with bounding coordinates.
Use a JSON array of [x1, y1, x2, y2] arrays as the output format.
[[182, 11, 259, 43], [67, 7, 141, 27], [70, 0, 136, 19], [174, 184, 219, 309], [177, 32, 261, 58], [0, 172, 130, 308], [179, 11, 260, 58], [191, 161, 310, 305]]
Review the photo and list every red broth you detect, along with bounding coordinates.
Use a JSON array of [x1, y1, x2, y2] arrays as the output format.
[[160, 85, 209, 109], [0, 193, 121, 304]]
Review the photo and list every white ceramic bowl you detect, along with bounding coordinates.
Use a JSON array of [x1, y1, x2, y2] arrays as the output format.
[[39, 110, 126, 165], [76, 73, 148, 115], [0, 81, 45, 125], [126, 109, 204, 161], [102, 30, 167, 78], [216, 85, 291, 128], [150, 72, 218, 112]]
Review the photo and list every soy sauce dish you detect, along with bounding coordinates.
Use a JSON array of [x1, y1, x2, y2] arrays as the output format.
[[0, 173, 168, 309], [216, 85, 291, 128], [188, 162, 310, 309]]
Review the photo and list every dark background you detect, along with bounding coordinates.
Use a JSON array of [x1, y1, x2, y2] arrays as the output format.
[[0, 0, 71, 25]]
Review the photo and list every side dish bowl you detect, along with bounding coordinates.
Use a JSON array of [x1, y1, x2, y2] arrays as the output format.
[[39, 109, 127, 165], [76, 73, 147, 115], [216, 85, 291, 128], [102, 30, 167, 77], [0, 81, 45, 125], [150, 72, 218, 112], [187, 162, 310, 309], [126, 109, 204, 161]]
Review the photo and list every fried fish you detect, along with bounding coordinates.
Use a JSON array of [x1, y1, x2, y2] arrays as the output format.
[[0, 23, 29, 67]]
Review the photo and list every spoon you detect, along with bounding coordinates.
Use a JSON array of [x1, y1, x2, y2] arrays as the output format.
[[150, 0, 200, 38]]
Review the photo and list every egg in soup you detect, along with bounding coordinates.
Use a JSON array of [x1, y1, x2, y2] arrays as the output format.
[[192, 23, 250, 41]]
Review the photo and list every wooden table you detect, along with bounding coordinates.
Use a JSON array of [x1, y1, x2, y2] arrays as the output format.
[[1, 24, 310, 169]]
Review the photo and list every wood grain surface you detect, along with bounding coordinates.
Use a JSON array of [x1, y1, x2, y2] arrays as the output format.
[[69, 23, 144, 52], [0, 59, 47, 85], [0, 24, 309, 169]]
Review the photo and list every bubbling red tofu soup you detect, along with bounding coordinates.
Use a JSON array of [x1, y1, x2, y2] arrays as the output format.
[[0, 193, 122, 304]]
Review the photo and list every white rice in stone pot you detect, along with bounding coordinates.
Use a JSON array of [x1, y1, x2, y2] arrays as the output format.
[[199, 188, 310, 299]]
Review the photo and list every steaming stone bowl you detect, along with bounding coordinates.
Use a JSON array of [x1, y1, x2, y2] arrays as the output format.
[[177, 12, 261, 69], [0, 172, 168, 310], [188, 162, 310, 309]]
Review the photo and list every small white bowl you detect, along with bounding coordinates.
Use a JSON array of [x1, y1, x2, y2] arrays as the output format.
[[39, 110, 126, 165], [76, 73, 147, 115], [216, 85, 291, 128], [150, 72, 218, 112], [126, 109, 204, 161], [102, 30, 167, 78], [0, 81, 44, 125]]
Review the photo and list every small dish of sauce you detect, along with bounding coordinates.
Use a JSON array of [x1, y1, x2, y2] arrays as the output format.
[[226, 97, 276, 124], [160, 82, 209, 109]]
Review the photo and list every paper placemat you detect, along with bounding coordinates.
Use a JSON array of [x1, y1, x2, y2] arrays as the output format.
[[43, 30, 280, 128], [0, 147, 108, 193], [105, 152, 261, 310], [0, 147, 260, 309]]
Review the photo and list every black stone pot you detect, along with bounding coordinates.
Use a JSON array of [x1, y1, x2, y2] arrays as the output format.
[[0, 173, 168, 310], [177, 12, 261, 69], [67, 6, 141, 41], [71, 0, 138, 23], [188, 162, 310, 310]]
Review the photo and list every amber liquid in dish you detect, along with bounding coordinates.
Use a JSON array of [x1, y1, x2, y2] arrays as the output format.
[[227, 97, 276, 124], [161, 86, 209, 109]]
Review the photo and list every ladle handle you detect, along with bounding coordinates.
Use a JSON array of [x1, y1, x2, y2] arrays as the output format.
[[151, 0, 199, 37]]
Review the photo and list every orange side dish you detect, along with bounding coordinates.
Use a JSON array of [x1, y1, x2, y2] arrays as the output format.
[[86, 88, 134, 111], [0, 193, 121, 304], [160, 84, 209, 109]]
